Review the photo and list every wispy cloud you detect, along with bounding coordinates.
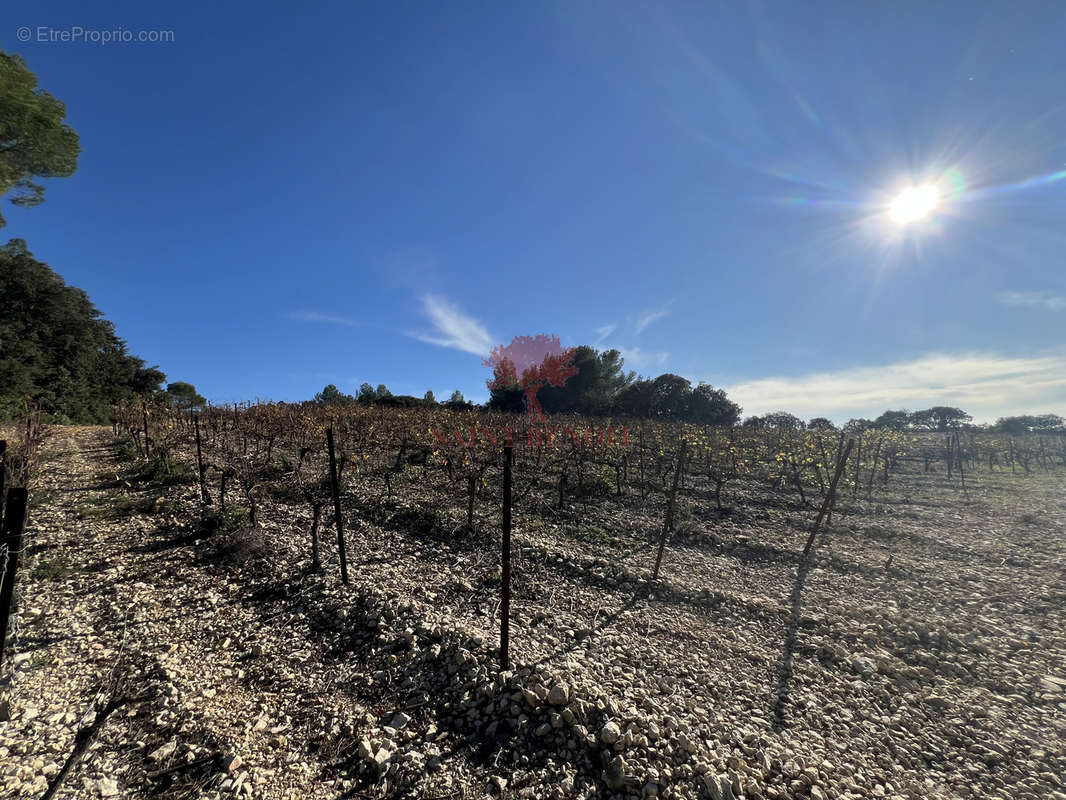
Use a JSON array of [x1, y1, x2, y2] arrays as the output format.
[[409, 294, 494, 356], [621, 347, 670, 368], [998, 291, 1066, 312], [594, 323, 617, 345], [725, 351, 1066, 423], [635, 309, 669, 335], [287, 311, 363, 327]]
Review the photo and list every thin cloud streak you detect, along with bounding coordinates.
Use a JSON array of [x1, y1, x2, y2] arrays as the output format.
[[287, 311, 364, 327], [635, 309, 669, 335], [410, 294, 494, 356], [726, 351, 1066, 423], [594, 323, 617, 345], [998, 291, 1066, 311]]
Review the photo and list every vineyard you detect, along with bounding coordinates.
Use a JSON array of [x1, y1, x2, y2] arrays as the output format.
[[2, 403, 1065, 800], [116, 399, 1066, 541]]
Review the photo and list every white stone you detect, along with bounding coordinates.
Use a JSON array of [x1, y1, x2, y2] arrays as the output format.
[[600, 721, 621, 745]]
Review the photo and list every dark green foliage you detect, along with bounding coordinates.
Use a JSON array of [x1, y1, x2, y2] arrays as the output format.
[[165, 381, 206, 411], [993, 414, 1065, 435], [318, 383, 424, 407], [615, 375, 740, 425], [537, 346, 635, 415], [114, 436, 141, 462], [315, 383, 355, 406], [864, 407, 980, 433], [487, 344, 740, 424], [485, 381, 524, 412], [614, 379, 654, 418], [760, 411, 805, 430], [0, 51, 80, 227], [354, 382, 392, 404], [745, 412, 805, 430], [686, 383, 742, 426], [843, 418, 874, 434], [648, 374, 691, 419], [910, 407, 971, 432], [443, 390, 474, 410], [808, 417, 836, 430], [375, 394, 433, 408], [0, 239, 166, 422], [873, 410, 911, 431]]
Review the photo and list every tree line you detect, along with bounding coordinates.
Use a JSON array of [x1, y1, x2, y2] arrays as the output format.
[[0, 50, 203, 423], [838, 408, 1064, 435], [317, 345, 743, 426], [740, 408, 1065, 436], [319, 347, 1063, 434], [0, 238, 207, 422], [313, 383, 472, 410], [0, 239, 161, 422]]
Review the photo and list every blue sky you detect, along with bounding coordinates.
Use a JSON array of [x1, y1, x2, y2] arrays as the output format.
[[4, 1, 1065, 422]]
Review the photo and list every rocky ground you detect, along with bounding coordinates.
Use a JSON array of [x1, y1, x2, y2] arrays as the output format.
[[1, 427, 1065, 800]]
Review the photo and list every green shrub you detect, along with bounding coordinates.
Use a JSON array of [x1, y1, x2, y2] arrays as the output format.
[[140, 451, 196, 486], [567, 524, 617, 546], [42, 412, 74, 425], [77, 494, 161, 519], [201, 506, 248, 533], [114, 436, 140, 462], [576, 465, 615, 498], [32, 556, 76, 582]]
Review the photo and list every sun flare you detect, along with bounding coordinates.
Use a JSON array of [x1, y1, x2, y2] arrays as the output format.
[[888, 185, 940, 224]]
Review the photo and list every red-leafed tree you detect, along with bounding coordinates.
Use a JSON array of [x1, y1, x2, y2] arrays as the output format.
[[483, 334, 578, 420]]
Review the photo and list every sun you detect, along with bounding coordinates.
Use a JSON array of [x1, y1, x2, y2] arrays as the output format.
[[888, 185, 940, 224]]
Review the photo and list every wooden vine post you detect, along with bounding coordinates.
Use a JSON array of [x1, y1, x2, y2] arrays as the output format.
[[652, 440, 686, 581], [326, 424, 349, 585], [194, 415, 210, 505], [0, 488, 29, 670], [467, 475, 476, 532], [827, 432, 845, 526], [865, 438, 882, 500], [851, 436, 862, 498], [141, 401, 150, 458], [954, 431, 968, 497], [0, 440, 6, 518], [499, 443, 513, 671], [802, 438, 854, 559]]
